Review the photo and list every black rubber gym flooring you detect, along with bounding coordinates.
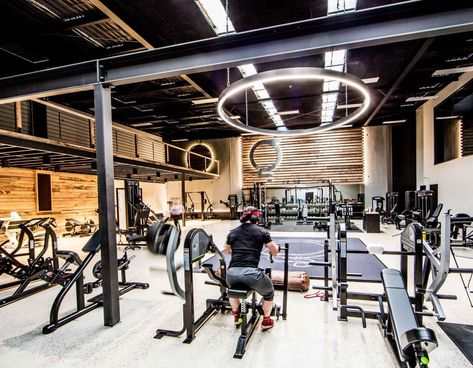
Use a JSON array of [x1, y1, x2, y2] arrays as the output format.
[[270, 221, 363, 233], [205, 237, 385, 282], [438, 322, 473, 365]]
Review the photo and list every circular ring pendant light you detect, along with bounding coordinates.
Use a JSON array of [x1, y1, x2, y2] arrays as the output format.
[[217, 67, 371, 136]]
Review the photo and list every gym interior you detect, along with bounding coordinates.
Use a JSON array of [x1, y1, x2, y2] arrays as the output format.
[[1, 1, 473, 367]]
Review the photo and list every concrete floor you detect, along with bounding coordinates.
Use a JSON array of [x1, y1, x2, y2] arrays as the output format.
[[1, 219, 473, 368]]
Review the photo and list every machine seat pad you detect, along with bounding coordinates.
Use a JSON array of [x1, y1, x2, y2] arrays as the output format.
[[56, 250, 82, 266], [82, 231, 101, 253], [228, 287, 253, 299], [127, 234, 145, 243], [382, 268, 420, 350]]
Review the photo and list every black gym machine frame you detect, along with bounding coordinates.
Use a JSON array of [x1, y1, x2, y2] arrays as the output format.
[[0, 218, 60, 307], [42, 231, 149, 334], [310, 213, 458, 367], [155, 227, 289, 359]]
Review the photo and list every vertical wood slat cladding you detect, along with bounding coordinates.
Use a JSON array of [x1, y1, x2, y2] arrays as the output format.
[[241, 129, 364, 187], [0, 167, 98, 234], [462, 122, 473, 156]]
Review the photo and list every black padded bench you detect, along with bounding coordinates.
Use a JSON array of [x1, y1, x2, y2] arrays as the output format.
[[381, 269, 437, 366], [228, 288, 253, 300]]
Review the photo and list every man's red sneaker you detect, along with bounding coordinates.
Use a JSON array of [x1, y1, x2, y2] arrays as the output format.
[[261, 317, 274, 330]]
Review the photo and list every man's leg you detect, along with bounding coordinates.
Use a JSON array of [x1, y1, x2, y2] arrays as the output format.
[[262, 299, 273, 318], [229, 297, 241, 313]]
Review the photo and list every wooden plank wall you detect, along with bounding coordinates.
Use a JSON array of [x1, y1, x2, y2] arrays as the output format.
[[241, 128, 364, 188], [462, 121, 473, 157], [0, 167, 98, 234]]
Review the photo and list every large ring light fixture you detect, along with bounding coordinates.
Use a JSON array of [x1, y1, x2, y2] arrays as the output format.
[[217, 67, 371, 136], [249, 139, 282, 175]]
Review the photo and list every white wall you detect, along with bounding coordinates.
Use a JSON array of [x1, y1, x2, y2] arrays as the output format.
[[416, 71, 473, 215], [364, 125, 392, 210]]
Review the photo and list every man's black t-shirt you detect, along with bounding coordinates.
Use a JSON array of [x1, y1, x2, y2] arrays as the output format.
[[226, 223, 272, 268]]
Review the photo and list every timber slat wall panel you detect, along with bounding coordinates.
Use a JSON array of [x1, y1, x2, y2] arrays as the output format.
[[46, 109, 61, 140], [115, 129, 135, 157], [0, 103, 15, 132], [462, 122, 473, 156], [241, 128, 364, 187], [58, 112, 90, 147], [137, 136, 154, 161], [21, 101, 31, 134], [0, 167, 98, 234]]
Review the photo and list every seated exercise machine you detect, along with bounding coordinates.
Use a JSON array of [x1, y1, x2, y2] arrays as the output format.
[[42, 230, 149, 333], [154, 228, 289, 359], [220, 194, 241, 220], [0, 217, 65, 308], [64, 217, 97, 237]]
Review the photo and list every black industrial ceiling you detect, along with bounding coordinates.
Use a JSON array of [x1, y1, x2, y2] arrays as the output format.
[[1, 0, 472, 141]]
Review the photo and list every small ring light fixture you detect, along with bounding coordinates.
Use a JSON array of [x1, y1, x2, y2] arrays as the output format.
[[185, 143, 215, 172], [217, 67, 371, 136]]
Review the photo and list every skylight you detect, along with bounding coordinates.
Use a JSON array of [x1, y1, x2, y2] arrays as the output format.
[[327, 0, 357, 15], [195, 0, 235, 35], [196, 2, 285, 129], [322, 0, 356, 123]]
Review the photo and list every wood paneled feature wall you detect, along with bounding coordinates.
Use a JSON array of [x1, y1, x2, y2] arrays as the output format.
[[0, 168, 98, 234], [241, 129, 364, 188]]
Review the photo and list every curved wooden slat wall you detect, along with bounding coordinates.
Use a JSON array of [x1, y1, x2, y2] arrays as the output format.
[[241, 128, 364, 188]]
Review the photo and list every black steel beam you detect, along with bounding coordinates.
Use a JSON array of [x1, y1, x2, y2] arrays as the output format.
[[363, 38, 434, 126], [94, 84, 120, 327], [0, 2, 473, 102]]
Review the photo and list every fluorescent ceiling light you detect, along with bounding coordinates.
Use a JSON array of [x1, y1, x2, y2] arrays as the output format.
[[361, 77, 379, 84], [337, 103, 362, 109], [130, 122, 153, 127], [192, 97, 219, 105], [383, 119, 406, 124], [171, 138, 189, 142], [436, 115, 460, 120], [406, 96, 438, 102], [195, 0, 235, 35], [432, 65, 473, 76], [339, 124, 353, 128], [277, 110, 299, 116]]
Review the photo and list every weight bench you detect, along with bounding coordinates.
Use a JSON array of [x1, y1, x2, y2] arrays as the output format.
[[381, 269, 437, 367], [227, 287, 261, 359]]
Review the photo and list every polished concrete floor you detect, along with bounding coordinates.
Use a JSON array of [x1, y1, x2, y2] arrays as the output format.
[[1, 219, 473, 368]]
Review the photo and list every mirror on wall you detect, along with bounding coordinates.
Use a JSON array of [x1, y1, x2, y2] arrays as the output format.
[[434, 79, 473, 164]]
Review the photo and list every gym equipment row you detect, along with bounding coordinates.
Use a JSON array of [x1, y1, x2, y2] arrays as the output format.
[[154, 227, 289, 359], [0, 217, 62, 308], [310, 211, 473, 367]]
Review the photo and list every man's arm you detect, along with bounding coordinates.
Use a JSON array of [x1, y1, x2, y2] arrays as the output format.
[[225, 243, 232, 254], [265, 241, 279, 256]]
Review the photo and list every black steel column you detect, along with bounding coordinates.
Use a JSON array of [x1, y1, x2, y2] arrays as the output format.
[[181, 174, 186, 227], [94, 83, 120, 326]]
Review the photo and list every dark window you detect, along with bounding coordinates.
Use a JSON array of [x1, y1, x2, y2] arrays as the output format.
[[37, 173, 52, 211], [31, 102, 48, 138]]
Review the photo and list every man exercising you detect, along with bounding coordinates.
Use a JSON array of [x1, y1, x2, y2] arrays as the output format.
[[225, 206, 279, 330]]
